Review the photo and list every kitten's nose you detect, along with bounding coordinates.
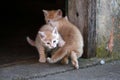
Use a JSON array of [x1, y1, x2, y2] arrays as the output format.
[[51, 45, 56, 48], [48, 20, 50, 23]]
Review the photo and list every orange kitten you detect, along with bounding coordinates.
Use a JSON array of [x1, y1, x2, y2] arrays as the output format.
[[43, 10, 84, 69], [27, 24, 65, 63], [43, 9, 62, 23]]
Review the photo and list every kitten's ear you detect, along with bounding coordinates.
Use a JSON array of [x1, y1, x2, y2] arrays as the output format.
[[56, 9, 62, 16], [38, 31, 46, 38], [65, 16, 68, 20], [43, 10, 48, 16], [52, 27, 58, 35]]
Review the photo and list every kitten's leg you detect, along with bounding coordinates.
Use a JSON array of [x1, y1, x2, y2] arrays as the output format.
[[36, 46, 46, 63], [61, 56, 69, 64], [47, 48, 67, 63], [70, 51, 79, 69]]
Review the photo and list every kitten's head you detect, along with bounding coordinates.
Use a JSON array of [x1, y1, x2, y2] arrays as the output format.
[[43, 9, 62, 23], [38, 27, 59, 49]]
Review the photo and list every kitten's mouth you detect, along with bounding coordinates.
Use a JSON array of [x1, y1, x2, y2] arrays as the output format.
[[50, 47, 55, 49], [50, 46, 56, 49]]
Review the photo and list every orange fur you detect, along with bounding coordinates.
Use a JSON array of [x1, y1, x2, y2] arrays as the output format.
[[43, 9, 62, 23], [43, 9, 84, 69], [26, 24, 65, 63]]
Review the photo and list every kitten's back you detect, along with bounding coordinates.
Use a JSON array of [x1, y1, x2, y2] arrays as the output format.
[[52, 17, 83, 47], [47, 17, 84, 69], [43, 10, 84, 69]]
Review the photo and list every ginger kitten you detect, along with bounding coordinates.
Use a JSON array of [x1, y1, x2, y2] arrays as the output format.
[[43, 9, 62, 23], [27, 24, 65, 63], [43, 9, 84, 69]]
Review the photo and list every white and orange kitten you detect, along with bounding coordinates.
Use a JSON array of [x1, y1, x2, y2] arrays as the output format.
[[27, 24, 65, 63], [43, 9, 84, 69]]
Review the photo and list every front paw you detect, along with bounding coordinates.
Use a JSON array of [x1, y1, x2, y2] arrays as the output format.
[[39, 58, 46, 63], [47, 57, 53, 63], [58, 41, 65, 47]]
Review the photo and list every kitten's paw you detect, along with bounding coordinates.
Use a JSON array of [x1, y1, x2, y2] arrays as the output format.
[[75, 64, 79, 69], [39, 58, 46, 63], [47, 57, 51, 63], [58, 41, 65, 47], [47, 57, 53, 63], [72, 60, 79, 69]]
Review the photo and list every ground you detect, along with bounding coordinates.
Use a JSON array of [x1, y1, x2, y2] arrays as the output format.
[[0, 58, 120, 80]]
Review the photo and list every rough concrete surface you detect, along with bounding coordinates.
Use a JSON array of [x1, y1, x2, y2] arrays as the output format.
[[0, 58, 120, 80]]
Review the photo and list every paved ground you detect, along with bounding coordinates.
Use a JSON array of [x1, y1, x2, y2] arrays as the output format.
[[38, 61, 120, 80], [0, 58, 120, 80]]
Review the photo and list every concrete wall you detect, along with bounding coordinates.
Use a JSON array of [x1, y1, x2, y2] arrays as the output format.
[[68, 0, 97, 58], [96, 0, 120, 58]]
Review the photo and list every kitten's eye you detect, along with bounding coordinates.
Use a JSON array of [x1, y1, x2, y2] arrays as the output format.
[[53, 40, 56, 43], [47, 42, 50, 45]]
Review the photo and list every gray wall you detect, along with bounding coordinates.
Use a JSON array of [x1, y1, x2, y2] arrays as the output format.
[[96, 0, 120, 58]]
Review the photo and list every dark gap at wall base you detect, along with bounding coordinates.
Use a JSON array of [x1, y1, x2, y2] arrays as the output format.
[[0, 0, 65, 65]]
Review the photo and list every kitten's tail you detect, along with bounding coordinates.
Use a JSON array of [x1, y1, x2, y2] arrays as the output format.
[[26, 36, 35, 46]]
